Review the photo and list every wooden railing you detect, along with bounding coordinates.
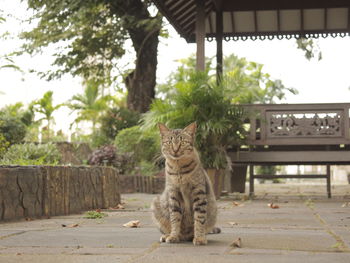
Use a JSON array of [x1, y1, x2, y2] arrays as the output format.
[[230, 103, 350, 198], [245, 103, 350, 146]]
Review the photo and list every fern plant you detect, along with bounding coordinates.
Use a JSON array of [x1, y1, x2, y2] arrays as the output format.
[[142, 71, 245, 169], [0, 142, 62, 165]]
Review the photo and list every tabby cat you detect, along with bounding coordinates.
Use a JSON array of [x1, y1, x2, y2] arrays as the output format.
[[152, 122, 220, 245]]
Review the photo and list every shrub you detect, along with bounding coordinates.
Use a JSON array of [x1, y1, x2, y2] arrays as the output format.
[[133, 160, 159, 176], [0, 142, 62, 165], [0, 115, 27, 145], [70, 129, 112, 149], [100, 107, 140, 140], [0, 133, 9, 157], [87, 144, 135, 174], [115, 125, 161, 164], [88, 145, 117, 166], [89, 130, 113, 148]]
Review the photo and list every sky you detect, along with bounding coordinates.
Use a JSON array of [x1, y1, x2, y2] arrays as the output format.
[[1, 0, 350, 133]]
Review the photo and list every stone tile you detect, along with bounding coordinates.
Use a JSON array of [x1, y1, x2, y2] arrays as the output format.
[[0, 230, 26, 239], [0, 254, 130, 263], [218, 227, 337, 252], [0, 247, 75, 254], [0, 227, 160, 249], [134, 250, 350, 263]]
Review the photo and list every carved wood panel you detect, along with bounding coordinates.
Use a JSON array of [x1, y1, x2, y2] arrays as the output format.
[[267, 111, 342, 138]]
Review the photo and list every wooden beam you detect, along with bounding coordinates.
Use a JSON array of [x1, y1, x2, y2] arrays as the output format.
[[213, 0, 223, 10], [196, 0, 206, 71], [221, 0, 350, 12], [216, 10, 223, 82], [229, 151, 350, 164]]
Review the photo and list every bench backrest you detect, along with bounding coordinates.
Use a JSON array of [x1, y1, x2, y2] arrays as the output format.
[[245, 103, 350, 146]]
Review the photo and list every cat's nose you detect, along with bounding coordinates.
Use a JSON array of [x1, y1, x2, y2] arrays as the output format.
[[173, 144, 180, 153]]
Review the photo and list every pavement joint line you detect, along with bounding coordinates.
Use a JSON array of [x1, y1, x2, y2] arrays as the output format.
[[126, 241, 160, 263], [227, 247, 350, 255], [0, 231, 26, 240], [305, 201, 350, 252], [0, 226, 64, 241], [221, 226, 325, 230]]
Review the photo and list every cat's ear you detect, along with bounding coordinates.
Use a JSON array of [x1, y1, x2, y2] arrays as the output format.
[[158, 123, 169, 136], [183, 122, 197, 137]]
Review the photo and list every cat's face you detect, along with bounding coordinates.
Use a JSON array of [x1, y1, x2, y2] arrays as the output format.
[[158, 122, 196, 159]]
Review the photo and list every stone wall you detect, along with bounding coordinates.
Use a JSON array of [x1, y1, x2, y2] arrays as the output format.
[[119, 175, 165, 194], [0, 166, 120, 221], [55, 142, 92, 165]]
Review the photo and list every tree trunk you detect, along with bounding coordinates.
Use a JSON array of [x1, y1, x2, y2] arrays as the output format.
[[113, 0, 162, 113], [125, 30, 159, 113]]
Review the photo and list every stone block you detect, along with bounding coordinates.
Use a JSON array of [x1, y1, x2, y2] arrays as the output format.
[[0, 165, 121, 221]]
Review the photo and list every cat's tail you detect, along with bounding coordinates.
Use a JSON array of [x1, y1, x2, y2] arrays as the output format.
[[209, 227, 221, 234]]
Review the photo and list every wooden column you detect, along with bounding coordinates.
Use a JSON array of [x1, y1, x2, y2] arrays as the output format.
[[216, 10, 223, 82], [196, 0, 205, 71]]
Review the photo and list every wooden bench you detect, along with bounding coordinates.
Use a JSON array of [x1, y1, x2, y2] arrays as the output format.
[[229, 103, 350, 198]]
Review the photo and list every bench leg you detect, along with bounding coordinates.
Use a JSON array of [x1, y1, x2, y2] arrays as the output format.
[[249, 165, 254, 198], [326, 165, 331, 198]]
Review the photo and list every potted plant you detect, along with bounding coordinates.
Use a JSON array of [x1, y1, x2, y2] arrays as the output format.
[[142, 71, 245, 198]]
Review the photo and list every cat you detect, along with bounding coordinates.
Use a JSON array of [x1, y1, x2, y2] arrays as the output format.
[[152, 122, 220, 245]]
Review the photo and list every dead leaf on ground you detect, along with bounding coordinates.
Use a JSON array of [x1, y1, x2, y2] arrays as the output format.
[[123, 220, 140, 228], [95, 208, 102, 213], [341, 202, 350, 208], [109, 204, 125, 210], [230, 237, 242, 248], [25, 217, 34, 221], [232, 201, 245, 207], [61, 223, 79, 228], [228, 222, 238, 226], [268, 203, 280, 209]]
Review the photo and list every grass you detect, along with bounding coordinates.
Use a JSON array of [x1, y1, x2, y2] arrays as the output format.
[[126, 198, 140, 202], [84, 210, 108, 219], [304, 199, 315, 209]]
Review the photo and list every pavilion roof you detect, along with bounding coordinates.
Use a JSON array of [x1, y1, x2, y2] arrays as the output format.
[[152, 0, 350, 42]]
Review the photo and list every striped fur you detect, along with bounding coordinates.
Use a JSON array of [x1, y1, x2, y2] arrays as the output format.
[[151, 122, 220, 245]]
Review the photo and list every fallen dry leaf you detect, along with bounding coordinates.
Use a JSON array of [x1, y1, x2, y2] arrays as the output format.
[[268, 203, 280, 209], [109, 204, 125, 210], [25, 217, 34, 221], [341, 202, 350, 208], [123, 220, 140, 228], [230, 237, 242, 248], [232, 201, 244, 207], [61, 223, 79, 228], [95, 208, 102, 213], [228, 222, 238, 226]]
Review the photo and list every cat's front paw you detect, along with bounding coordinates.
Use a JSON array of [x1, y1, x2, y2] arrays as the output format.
[[160, 235, 169, 243], [193, 236, 207, 245], [165, 235, 180, 243]]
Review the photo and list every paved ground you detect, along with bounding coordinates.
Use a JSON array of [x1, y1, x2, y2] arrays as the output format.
[[1, 183, 350, 263]]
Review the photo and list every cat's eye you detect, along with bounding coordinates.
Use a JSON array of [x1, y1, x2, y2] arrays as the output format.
[[167, 141, 172, 145]]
